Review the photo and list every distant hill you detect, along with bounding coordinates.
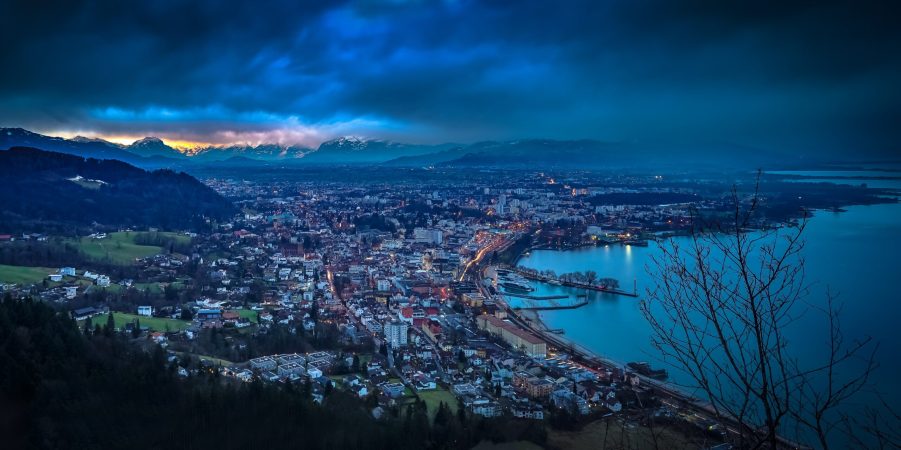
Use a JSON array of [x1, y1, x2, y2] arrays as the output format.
[[381, 146, 468, 166], [190, 143, 309, 162], [437, 139, 621, 168], [1, 127, 801, 170], [126, 137, 187, 159], [0, 128, 149, 163], [302, 136, 458, 163], [387, 139, 794, 170], [0, 128, 311, 167], [0, 147, 236, 232]]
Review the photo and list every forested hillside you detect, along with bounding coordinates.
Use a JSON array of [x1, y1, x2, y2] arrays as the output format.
[[0, 298, 546, 450], [0, 147, 235, 232], [0, 297, 419, 449]]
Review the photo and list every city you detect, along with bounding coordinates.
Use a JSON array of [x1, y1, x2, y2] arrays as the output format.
[[2, 164, 897, 448], [1, 1, 899, 449]]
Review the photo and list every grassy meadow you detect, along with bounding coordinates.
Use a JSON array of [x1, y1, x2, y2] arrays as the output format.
[[0, 264, 56, 284], [69, 231, 190, 265]]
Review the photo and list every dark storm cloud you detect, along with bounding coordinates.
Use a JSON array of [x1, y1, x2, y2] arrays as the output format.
[[0, 0, 898, 154]]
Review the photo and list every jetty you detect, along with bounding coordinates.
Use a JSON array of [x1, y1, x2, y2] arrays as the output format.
[[514, 297, 588, 310], [509, 267, 639, 297], [500, 292, 586, 300]]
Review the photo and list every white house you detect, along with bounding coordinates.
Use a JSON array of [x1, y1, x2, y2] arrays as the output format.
[[384, 321, 408, 348], [353, 385, 368, 398], [137, 306, 153, 317]]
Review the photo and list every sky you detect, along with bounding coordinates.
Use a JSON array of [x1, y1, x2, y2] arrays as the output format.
[[1, 0, 899, 156]]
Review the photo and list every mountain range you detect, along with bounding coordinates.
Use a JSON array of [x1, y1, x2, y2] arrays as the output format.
[[1, 127, 809, 170], [0, 128, 309, 166]]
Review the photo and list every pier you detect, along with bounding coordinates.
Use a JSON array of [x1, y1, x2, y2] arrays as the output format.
[[513, 297, 588, 310], [509, 267, 639, 297], [500, 292, 585, 300]]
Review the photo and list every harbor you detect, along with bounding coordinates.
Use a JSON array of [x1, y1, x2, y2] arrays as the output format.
[[512, 297, 589, 310], [508, 266, 638, 297], [491, 266, 595, 310]]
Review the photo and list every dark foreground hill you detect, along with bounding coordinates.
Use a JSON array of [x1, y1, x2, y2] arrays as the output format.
[[0, 147, 236, 232], [0, 298, 416, 450], [0, 298, 548, 449]]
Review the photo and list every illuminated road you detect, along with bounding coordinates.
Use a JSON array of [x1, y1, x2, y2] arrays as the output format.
[[457, 232, 517, 281]]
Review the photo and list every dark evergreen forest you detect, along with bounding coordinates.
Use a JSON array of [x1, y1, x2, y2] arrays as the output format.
[[0, 147, 235, 233], [0, 297, 547, 449]]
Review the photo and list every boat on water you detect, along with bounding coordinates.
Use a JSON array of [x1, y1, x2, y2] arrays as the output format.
[[627, 361, 669, 379], [501, 280, 535, 293], [500, 272, 530, 283], [623, 239, 649, 247], [499, 274, 535, 292]]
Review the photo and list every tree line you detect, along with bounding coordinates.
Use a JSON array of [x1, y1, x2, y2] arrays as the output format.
[[0, 147, 235, 233], [0, 296, 549, 449]]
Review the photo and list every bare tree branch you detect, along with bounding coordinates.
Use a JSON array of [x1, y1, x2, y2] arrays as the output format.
[[640, 172, 884, 448]]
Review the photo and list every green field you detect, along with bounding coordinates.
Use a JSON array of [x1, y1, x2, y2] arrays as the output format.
[[131, 280, 186, 293], [236, 308, 260, 323], [69, 231, 189, 265], [132, 282, 163, 293], [0, 264, 56, 284], [89, 312, 190, 332], [418, 387, 459, 419], [173, 351, 233, 367]]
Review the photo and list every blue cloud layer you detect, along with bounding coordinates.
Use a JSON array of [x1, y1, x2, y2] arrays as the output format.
[[1, 0, 898, 155]]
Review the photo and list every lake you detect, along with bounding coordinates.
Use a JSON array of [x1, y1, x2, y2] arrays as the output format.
[[514, 197, 901, 405]]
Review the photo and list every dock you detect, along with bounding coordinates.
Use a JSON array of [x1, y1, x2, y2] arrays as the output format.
[[514, 298, 588, 310], [501, 292, 575, 300], [509, 267, 638, 297]]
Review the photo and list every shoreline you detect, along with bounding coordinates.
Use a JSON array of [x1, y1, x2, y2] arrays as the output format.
[[503, 296, 733, 426], [503, 294, 707, 406], [507, 293, 808, 449], [514, 307, 629, 372]]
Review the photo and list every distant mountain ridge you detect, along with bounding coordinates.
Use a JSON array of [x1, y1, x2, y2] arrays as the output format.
[[190, 143, 309, 162], [127, 136, 187, 159], [0, 128, 312, 166], [1, 127, 805, 169], [384, 139, 799, 170], [304, 136, 458, 163], [0, 128, 462, 166], [1, 128, 146, 163]]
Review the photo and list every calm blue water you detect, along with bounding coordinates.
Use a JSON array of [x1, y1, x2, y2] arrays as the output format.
[[516, 201, 901, 404]]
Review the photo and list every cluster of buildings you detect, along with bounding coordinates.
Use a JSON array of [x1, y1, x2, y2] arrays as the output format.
[[1, 170, 727, 432]]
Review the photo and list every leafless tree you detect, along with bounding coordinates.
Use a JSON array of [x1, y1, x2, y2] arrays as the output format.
[[640, 177, 881, 449], [839, 395, 901, 449]]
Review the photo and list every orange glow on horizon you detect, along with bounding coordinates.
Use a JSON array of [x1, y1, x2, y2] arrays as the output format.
[[44, 131, 222, 152]]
